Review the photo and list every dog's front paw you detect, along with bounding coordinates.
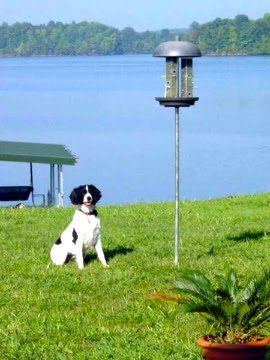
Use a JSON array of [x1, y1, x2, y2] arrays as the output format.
[[103, 264, 109, 268]]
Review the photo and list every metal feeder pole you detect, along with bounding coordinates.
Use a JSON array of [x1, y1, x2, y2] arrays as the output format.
[[153, 39, 201, 266], [174, 106, 180, 265]]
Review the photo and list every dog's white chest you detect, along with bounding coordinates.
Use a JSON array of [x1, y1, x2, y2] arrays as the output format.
[[73, 211, 100, 248]]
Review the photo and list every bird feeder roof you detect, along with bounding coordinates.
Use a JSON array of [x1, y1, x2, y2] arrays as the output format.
[[153, 40, 202, 58]]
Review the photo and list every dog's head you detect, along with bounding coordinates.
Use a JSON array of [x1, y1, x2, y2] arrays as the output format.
[[69, 185, 102, 206]]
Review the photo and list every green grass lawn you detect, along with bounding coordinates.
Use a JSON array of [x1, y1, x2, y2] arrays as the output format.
[[1, 193, 270, 359]]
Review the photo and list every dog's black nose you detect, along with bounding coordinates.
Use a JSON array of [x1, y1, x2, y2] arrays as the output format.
[[87, 196, 92, 201]]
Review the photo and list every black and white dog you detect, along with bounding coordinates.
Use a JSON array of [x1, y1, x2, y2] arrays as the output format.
[[50, 185, 108, 269]]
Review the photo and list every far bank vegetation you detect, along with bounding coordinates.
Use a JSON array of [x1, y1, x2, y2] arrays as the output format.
[[0, 13, 269, 56]]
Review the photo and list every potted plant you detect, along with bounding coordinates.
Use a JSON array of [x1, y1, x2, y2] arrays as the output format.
[[153, 269, 270, 360]]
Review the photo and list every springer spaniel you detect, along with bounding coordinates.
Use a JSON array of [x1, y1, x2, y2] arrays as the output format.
[[50, 185, 108, 269]]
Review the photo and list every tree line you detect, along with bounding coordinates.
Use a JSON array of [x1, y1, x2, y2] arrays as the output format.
[[0, 13, 269, 56], [184, 13, 270, 55], [0, 21, 178, 56]]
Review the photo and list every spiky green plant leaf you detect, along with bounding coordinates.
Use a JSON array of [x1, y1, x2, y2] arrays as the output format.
[[172, 268, 270, 342], [175, 271, 217, 305]]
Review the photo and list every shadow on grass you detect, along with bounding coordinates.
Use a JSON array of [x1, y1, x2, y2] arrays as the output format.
[[84, 245, 134, 264], [228, 231, 269, 242]]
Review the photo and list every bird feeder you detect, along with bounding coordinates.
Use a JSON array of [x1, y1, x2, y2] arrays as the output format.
[[153, 38, 201, 265], [154, 37, 202, 106]]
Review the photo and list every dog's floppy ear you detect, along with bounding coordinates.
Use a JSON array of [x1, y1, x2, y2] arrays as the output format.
[[70, 185, 85, 205], [88, 184, 102, 204]]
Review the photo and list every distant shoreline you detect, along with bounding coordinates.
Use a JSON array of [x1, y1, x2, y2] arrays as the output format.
[[0, 53, 269, 58], [0, 14, 269, 59]]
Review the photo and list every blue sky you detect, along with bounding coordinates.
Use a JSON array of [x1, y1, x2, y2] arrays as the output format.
[[1, 0, 269, 31]]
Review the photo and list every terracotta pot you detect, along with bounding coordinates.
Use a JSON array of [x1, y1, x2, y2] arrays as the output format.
[[198, 335, 270, 360]]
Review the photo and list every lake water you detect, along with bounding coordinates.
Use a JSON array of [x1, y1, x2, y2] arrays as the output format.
[[0, 54, 270, 206]]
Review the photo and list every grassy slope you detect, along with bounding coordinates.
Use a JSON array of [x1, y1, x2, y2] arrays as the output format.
[[1, 193, 270, 359]]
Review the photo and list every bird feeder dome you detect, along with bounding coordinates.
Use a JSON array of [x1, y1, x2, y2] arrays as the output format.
[[153, 40, 202, 58]]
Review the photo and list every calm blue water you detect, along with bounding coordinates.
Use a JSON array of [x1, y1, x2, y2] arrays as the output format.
[[0, 54, 270, 205]]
